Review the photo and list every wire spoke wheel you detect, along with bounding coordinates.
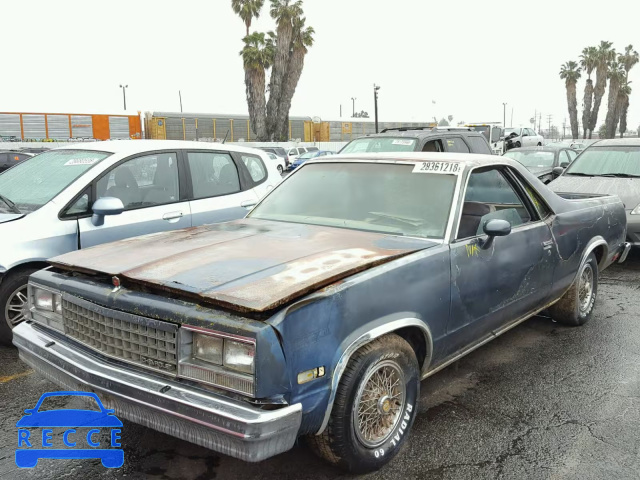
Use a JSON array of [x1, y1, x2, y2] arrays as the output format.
[[578, 263, 594, 313], [5, 285, 29, 328], [354, 360, 406, 448]]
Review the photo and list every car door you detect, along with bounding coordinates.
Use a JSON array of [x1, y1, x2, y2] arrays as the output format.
[[446, 166, 555, 351], [78, 151, 192, 248], [442, 136, 471, 153], [186, 150, 259, 226]]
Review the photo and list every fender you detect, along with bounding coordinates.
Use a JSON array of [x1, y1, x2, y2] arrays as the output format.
[[315, 317, 433, 435], [578, 236, 608, 274]]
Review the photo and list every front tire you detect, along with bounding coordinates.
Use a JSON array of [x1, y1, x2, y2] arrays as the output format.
[[515, 141, 522, 148], [277, 165, 284, 174], [549, 252, 598, 326], [307, 334, 420, 473], [0, 267, 40, 346]]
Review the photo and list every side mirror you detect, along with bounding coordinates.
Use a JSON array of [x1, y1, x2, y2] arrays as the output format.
[[560, 161, 570, 168], [91, 197, 124, 226], [480, 219, 511, 249], [553, 166, 565, 177]]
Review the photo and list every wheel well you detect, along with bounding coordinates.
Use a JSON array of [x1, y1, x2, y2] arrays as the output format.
[[394, 326, 429, 370], [4, 262, 49, 279], [592, 245, 606, 268]]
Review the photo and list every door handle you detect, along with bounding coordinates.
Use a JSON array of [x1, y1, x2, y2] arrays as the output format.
[[542, 239, 554, 250], [241, 200, 257, 209], [162, 212, 183, 221]]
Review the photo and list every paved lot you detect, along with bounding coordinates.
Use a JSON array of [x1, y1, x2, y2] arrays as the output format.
[[1, 253, 639, 480]]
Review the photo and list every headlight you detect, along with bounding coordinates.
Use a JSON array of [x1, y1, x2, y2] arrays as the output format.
[[631, 204, 640, 215], [29, 284, 63, 332], [223, 339, 255, 374], [178, 327, 256, 396]]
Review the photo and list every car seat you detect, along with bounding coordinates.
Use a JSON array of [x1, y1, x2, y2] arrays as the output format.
[[457, 201, 495, 239], [106, 167, 140, 208]]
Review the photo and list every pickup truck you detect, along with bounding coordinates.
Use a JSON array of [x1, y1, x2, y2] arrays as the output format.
[[13, 153, 630, 473]]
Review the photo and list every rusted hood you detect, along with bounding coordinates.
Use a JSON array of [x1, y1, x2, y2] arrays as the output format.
[[51, 219, 437, 313]]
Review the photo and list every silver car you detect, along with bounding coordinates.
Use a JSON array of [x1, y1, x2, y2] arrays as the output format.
[[0, 140, 281, 344]]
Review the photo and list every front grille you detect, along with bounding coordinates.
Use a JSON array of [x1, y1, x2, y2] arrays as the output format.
[[61, 296, 178, 375]]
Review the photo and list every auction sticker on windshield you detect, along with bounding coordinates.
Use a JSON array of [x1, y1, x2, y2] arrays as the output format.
[[412, 161, 461, 175]]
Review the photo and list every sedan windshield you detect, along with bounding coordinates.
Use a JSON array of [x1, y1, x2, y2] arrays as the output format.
[[0, 149, 111, 213], [341, 137, 417, 154], [565, 146, 640, 176], [297, 151, 318, 160], [504, 151, 555, 168], [504, 128, 522, 137], [249, 162, 458, 239]]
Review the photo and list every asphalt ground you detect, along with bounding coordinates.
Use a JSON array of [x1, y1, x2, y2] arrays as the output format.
[[1, 252, 639, 480]]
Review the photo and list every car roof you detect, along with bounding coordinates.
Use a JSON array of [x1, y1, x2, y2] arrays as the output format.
[[52, 140, 268, 156], [505, 146, 564, 152], [354, 127, 485, 139], [589, 138, 640, 147], [313, 151, 512, 169]]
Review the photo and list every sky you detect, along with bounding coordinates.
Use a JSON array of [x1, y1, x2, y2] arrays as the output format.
[[4, 0, 640, 132]]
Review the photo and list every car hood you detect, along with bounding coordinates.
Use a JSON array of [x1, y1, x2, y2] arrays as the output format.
[[550, 175, 640, 209], [526, 166, 553, 176], [51, 219, 437, 313], [0, 213, 25, 224]]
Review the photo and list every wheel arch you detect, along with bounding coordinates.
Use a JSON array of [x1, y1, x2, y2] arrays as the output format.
[[315, 317, 433, 435], [1, 260, 50, 284]]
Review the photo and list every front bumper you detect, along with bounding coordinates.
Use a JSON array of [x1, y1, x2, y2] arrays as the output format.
[[626, 214, 640, 246], [12, 322, 302, 463]]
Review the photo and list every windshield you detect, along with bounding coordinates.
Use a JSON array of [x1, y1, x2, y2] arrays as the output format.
[[249, 162, 458, 239], [297, 151, 317, 160], [504, 151, 555, 168], [0, 149, 111, 213], [565, 146, 640, 176], [504, 128, 521, 137], [341, 137, 417, 154]]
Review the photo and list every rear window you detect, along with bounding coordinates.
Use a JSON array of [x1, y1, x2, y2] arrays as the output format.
[[341, 137, 417, 154], [565, 146, 640, 176]]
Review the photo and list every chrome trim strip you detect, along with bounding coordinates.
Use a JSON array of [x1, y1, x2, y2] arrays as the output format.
[[181, 324, 256, 345], [316, 318, 432, 435], [619, 242, 632, 264]]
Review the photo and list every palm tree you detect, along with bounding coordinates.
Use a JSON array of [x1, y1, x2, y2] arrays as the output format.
[[240, 32, 274, 140], [560, 61, 582, 140], [275, 16, 314, 140], [619, 81, 632, 138], [579, 46, 597, 138], [604, 61, 626, 138], [266, 0, 303, 139], [589, 41, 615, 139], [231, 0, 265, 37], [617, 45, 639, 138]]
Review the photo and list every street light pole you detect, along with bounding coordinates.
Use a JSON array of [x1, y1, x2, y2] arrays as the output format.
[[502, 102, 507, 128], [374, 84, 380, 133], [119, 84, 128, 110], [351, 97, 356, 117], [179, 90, 183, 113]]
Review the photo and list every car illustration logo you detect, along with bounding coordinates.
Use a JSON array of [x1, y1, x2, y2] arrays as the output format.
[[15, 391, 124, 468]]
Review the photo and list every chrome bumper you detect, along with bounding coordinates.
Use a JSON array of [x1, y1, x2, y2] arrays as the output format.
[[12, 322, 302, 462], [619, 242, 632, 264]]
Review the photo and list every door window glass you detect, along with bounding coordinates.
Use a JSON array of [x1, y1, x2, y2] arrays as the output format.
[[187, 152, 240, 199], [567, 149, 578, 161], [422, 139, 444, 152], [458, 168, 532, 239], [96, 152, 179, 210], [445, 137, 470, 153], [65, 192, 90, 216], [241, 154, 267, 183], [466, 136, 492, 154]]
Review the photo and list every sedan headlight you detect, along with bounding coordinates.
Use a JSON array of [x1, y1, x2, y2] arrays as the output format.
[[178, 327, 256, 396], [631, 204, 640, 215], [29, 284, 63, 332]]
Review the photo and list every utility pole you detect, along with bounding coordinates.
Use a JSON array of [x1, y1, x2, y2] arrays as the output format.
[[351, 97, 356, 117], [340, 104, 342, 117], [547, 114, 553, 139], [562, 119, 567, 140], [119, 84, 128, 110], [534, 109, 537, 131], [502, 103, 507, 128], [179, 90, 183, 113], [373, 84, 380, 133], [510, 107, 514, 127]]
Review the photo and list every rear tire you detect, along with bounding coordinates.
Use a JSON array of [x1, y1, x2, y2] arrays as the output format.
[[515, 141, 522, 148], [0, 267, 40, 346], [277, 165, 284, 174], [549, 252, 598, 326], [307, 334, 420, 473], [537, 142, 542, 146]]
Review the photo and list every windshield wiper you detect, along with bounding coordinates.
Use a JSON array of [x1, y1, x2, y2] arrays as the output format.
[[0, 193, 20, 214], [599, 173, 640, 178], [563, 172, 594, 177]]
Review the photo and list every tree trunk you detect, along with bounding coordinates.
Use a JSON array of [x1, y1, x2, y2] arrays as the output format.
[[244, 67, 268, 141], [589, 65, 608, 138], [619, 94, 629, 138], [266, 21, 293, 140], [567, 81, 579, 140], [604, 78, 621, 138], [582, 79, 593, 139], [276, 46, 306, 141]]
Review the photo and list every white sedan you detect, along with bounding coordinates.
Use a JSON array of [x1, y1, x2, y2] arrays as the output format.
[[504, 128, 543, 149], [265, 151, 286, 174]]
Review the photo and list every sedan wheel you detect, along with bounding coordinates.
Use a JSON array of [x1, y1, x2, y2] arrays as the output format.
[[5, 286, 29, 328], [277, 165, 283, 174]]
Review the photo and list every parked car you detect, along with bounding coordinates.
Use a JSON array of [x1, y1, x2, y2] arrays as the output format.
[[0, 150, 33, 172], [14, 152, 629, 473], [0, 140, 281, 345], [287, 150, 334, 170], [265, 151, 286, 174], [257, 146, 289, 167], [503, 127, 544, 150], [549, 138, 640, 247], [287, 146, 309, 160], [503, 146, 579, 184], [339, 127, 493, 155]]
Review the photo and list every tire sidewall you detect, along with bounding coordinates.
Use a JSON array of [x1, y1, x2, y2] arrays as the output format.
[[0, 268, 37, 345], [577, 254, 598, 323], [341, 343, 420, 471]]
